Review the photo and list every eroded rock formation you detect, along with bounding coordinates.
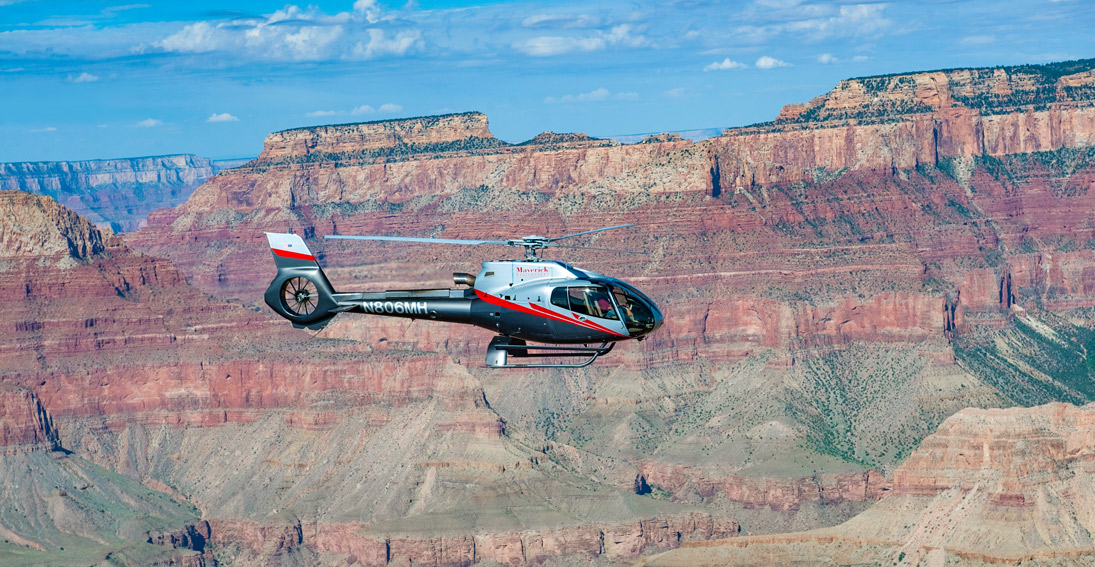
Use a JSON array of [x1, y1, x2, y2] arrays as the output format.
[[644, 402, 1095, 566], [9, 58, 1095, 565], [0, 154, 221, 232]]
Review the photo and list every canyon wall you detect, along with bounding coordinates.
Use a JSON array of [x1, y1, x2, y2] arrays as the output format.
[[645, 402, 1095, 566], [0, 191, 739, 566], [9, 58, 1095, 565], [0, 153, 222, 232], [712, 61, 1095, 190], [260, 112, 500, 160], [215, 512, 739, 566], [122, 59, 1095, 507]]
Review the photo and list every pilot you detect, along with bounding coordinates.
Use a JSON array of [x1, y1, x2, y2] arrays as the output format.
[[596, 297, 617, 319]]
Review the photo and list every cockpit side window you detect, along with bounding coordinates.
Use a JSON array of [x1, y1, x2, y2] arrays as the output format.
[[551, 286, 619, 320], [550, 288, 569, 310]]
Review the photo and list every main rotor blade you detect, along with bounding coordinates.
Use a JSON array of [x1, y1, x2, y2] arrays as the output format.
[[325, 235, 509, 246], [546, 224, 635, 242], [548, 243, 647, 255]]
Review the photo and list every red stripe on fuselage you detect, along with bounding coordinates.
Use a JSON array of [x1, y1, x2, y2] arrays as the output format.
[[273, 248, 316, 262], [475, 289, 627, 338], [524, 301, 596, 328], [524, 301, 619, 335]]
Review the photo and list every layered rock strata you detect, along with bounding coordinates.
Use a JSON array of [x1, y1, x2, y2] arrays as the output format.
[[11, 58, 1095, 564], [215, 512, 738, 566], [712, 60, 1095, 190], [638, 462, 890, 512], [0, 154, 220, 232], [119, 59, 1095, 529], [0, 387, 59, 454], [644, 402, 1095, 566], [1, 192, 739, 565]]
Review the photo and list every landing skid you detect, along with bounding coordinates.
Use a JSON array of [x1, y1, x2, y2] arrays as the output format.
[[486, 336, 615, 368]]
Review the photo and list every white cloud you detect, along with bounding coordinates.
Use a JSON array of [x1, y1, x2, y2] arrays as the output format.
[[518, 35, 605, 56], [515, 24, 647, 56], [352, 104, 375, 115], [734, 2, 893, 45], [665, 87, 686, 98], [353, 0, 381, 24], [157, 21, 225, 54], [545, 87, 613, 104], [207, 112, 239, 122], [306, 110, 339, 117], [704, 58, 746, 71], [755, 0, 806, 8], [350, 28, 421, 59], [755, 55, 790, 69], [31, 126, 57, 133], [378, 103, 403, 113], [67, 72, 100, 83], [136, 118, 163, 127], [783, 4, 892, 40], [522, 13, 601, 29], [816, 53, 865, 65], [155, 2, 421, 62]]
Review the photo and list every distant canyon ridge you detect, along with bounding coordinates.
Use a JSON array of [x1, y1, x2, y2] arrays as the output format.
[[0, 154, 249, 233], [4, 58, 1095, 566]]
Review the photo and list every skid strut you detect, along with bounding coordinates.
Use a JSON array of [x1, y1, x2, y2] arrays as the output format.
[[485, 336, 615, 368]]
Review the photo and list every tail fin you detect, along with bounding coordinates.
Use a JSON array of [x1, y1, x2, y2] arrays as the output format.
[[263, 232, 339, 330]]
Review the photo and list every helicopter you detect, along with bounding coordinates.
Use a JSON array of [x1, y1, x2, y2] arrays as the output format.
[[263, 225, 664, 368]]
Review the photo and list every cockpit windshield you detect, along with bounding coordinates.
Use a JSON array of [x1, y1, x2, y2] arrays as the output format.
[[549, 281, 661, 336], [609, 284, 659, 335]]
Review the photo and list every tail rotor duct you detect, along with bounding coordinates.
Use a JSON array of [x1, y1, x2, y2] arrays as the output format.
[[282, 276, 319, 316]]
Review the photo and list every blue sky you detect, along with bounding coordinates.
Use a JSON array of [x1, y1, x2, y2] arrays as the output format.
[[1, 0, 1092, 162]]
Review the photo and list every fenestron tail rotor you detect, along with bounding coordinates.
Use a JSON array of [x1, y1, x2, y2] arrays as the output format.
[[325, 224, 640, 260], [281, 276, 319, 316]]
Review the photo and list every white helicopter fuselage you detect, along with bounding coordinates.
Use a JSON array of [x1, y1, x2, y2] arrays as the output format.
[[264, 232, 663, 367]]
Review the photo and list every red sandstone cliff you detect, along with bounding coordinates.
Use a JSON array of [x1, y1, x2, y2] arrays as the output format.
[[12, 58, 1095, 565], [215, 512, 739, 567], [0, 386, 59, 454], [120, 60, 1095, 514], [645, 402, 1095, 566], [1, 192, 739, 566], [712, 61, 1095, 191], [638, 461, 889, 512], [260, 112, 498, 160]]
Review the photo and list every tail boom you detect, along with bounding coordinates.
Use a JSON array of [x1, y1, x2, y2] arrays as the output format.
[[264, 233, 478, 330]]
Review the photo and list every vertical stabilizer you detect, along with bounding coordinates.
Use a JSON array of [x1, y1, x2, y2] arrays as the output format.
[[263, 232, 338, 329]]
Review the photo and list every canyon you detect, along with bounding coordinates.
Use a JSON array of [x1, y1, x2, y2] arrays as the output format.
[[0, 154, 244, 233], [644, 402, 1095, 567], [5, 58, 1095, 564]]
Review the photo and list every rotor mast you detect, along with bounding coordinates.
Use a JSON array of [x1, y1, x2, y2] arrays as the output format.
[[509, 236, 550, 261]]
